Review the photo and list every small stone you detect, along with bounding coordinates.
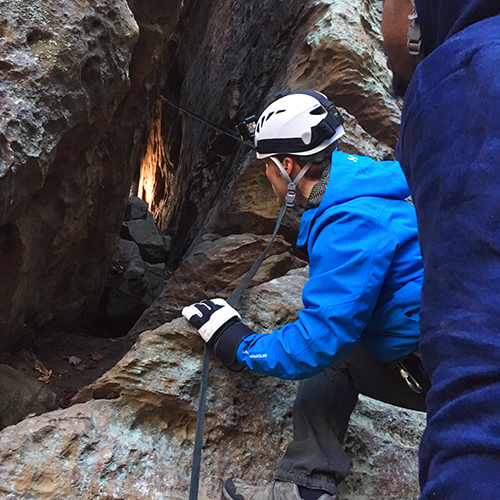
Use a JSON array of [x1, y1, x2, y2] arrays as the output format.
[[121, 220, 165, 264], [124, 197, 149, 221], [68, 356, 82, 366]]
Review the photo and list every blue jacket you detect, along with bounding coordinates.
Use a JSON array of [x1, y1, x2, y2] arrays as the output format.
[[236, 151, 423, 379], [398, 1, 500, 498]]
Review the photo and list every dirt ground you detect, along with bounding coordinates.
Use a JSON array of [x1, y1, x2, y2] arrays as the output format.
[[0, 329, 135, 408]]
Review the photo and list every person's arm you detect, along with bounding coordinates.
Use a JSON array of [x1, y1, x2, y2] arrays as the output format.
[[184, 207, 398, 379]]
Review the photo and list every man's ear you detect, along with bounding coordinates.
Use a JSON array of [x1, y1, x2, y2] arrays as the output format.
[[282, 156, 296, 175]]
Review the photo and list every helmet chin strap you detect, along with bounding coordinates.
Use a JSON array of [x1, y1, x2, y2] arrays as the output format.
[[269, 157, 312, 208]]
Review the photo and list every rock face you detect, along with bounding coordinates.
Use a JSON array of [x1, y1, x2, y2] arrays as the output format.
[[0, 0, 421, 498], [0, 0, 200, 348], [0, 269, 425, 499], [0, 0, 139, 224], [142, 0, 400, 265], [0, 0, 140, 348], [0, 0, 400, 348], [129, 232, 307, 336], [284, 1, 401, 147]]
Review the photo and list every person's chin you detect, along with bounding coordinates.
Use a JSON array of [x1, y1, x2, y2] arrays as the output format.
[[389, 72, 410, 99]]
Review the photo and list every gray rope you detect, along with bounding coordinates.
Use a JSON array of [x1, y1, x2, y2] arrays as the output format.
[[188, 204, 287, 500]]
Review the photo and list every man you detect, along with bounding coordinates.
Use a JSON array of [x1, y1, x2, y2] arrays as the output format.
[[183, 90, 426, 500], [380, 0, 500, 498]]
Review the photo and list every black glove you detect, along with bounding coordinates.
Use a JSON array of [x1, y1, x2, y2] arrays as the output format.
[[182, 298, 254, 370]]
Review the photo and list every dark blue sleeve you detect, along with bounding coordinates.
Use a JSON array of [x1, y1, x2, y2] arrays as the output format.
[[398, 21, 500, 499]]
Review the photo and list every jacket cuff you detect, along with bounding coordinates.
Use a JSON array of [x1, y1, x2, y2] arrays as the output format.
[[208, 318, 254, 371]]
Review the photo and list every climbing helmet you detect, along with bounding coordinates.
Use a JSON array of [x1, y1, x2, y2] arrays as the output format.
[[253, 90, 345, 160]]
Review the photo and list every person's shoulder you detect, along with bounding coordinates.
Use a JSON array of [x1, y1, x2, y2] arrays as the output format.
[[334, 150, 401, 169], [333, 150, 374, 165], [409, 17, 500, 101], [317, 200, 393, 229]]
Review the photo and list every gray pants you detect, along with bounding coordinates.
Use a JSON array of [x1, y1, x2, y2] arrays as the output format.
[[274, 342, 427, 495]]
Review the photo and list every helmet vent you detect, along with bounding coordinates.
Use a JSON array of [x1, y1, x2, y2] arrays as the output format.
[[266, 111, 275, 121], [301, 130, 312, 145], [310, 106, 326, 115], [276, 109, 286, 114], [258, 116, 265, 132]]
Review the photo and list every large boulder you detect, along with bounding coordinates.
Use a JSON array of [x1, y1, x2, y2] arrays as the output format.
[[147, 0, 400, 265], [93, 196, 173, 335], [0, 268, 425, 499], [129, 232, 307, 336], [0, 0, 139, 225], [0, 0, 201, 349], [0, 0, 140, 349], [121, 219, 165, 264], [285, 1, 401, 147]]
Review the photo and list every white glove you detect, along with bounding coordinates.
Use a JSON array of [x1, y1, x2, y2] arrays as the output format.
[[182, 298, 241, 342]]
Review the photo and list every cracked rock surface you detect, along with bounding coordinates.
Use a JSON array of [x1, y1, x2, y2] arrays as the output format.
[[0, 268, 425, 499]]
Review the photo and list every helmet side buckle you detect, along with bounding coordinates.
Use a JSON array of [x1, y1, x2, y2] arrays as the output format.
[[286, 183, 296, 208]]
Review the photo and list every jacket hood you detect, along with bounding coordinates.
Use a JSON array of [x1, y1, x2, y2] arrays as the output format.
[[297, 150, 410, 248], [319, 150, 410, 208], [415, 0, 500, 55]]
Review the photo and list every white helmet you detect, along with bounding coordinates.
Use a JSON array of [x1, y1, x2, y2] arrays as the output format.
[[253, 90, 345, 160]]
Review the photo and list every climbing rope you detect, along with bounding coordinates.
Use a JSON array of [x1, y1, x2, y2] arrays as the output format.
[[188, 204, 287, 500], [159, 95, 255, 149]]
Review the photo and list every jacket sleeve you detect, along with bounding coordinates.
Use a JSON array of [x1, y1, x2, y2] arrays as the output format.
[[236, 206, 399, 379]]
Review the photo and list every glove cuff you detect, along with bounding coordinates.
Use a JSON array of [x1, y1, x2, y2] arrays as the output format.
[[208, 318, 254, 371]]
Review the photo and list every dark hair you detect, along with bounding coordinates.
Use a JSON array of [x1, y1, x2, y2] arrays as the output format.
[[276, 141, 338, 180]]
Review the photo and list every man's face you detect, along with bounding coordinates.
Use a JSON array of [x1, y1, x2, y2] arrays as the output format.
[[381, 0, 418, 97], [265, 159, 288, 206]]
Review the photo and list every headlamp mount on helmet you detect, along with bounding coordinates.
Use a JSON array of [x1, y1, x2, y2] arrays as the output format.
[[236, 115, 257, 142]]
